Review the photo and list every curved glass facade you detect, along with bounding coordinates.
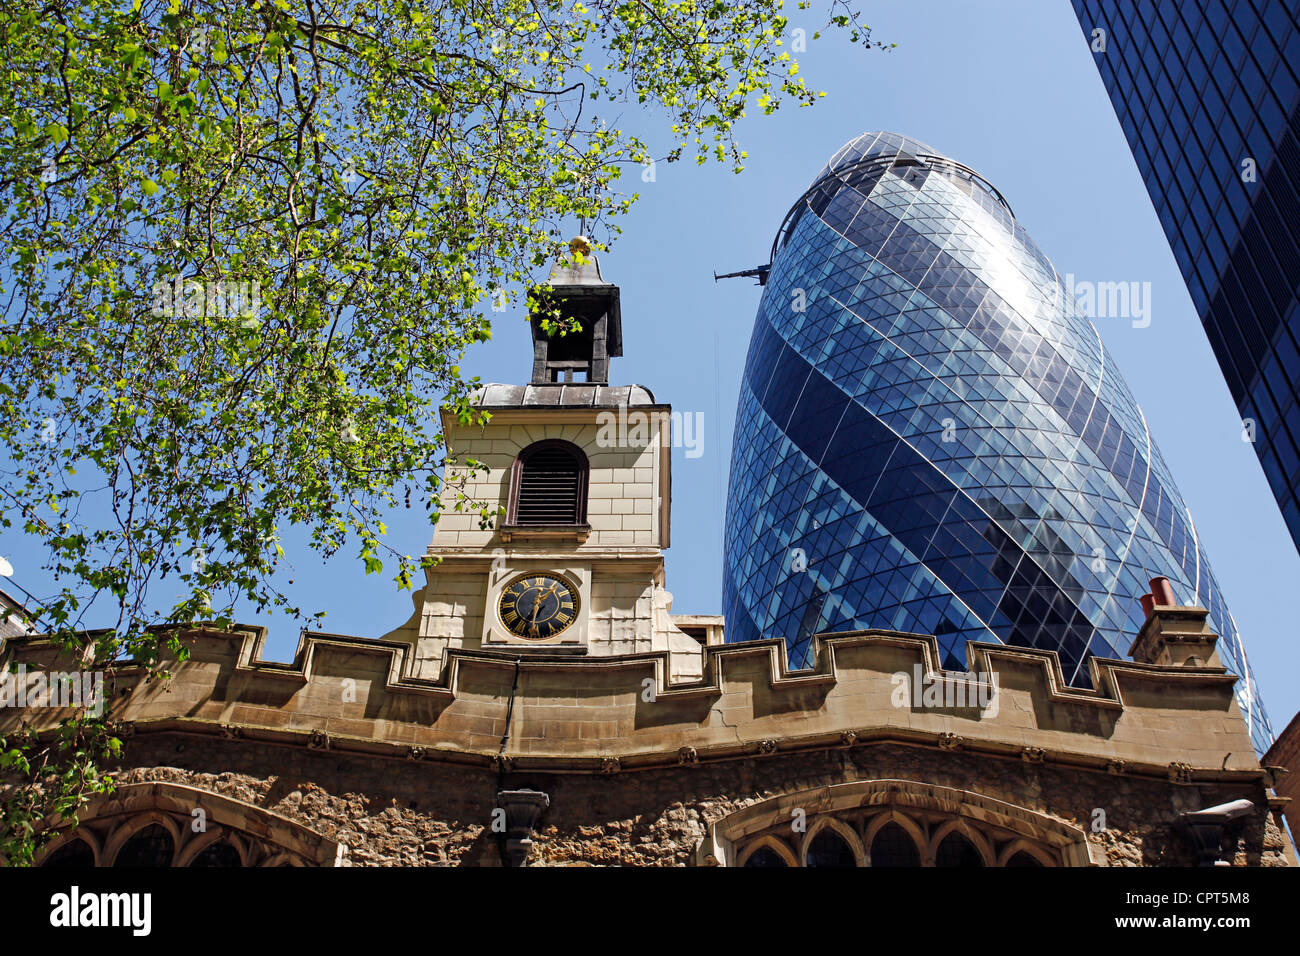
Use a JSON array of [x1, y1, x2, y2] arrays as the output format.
[[723, 131, 1273, 752]]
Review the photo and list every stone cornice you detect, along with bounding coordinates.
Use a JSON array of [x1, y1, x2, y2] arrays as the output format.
[[442, 405, 673, 431], [422, 548, 666, 572]]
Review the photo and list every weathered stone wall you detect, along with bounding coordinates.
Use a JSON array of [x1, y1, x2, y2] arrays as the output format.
[[97, 735, 1290, 867]]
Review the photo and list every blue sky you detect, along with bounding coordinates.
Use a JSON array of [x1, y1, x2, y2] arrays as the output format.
[[4, 1, 1297, 735]]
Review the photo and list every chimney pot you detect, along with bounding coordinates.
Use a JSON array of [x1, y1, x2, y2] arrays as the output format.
[[1140, 593, 1155, 617], [1149, 575, 1176, 606]]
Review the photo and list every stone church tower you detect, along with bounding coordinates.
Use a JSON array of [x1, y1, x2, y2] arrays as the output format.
[[382, 237, 711, 682]]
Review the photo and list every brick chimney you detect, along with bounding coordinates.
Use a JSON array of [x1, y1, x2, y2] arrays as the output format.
[[1128, 575, 1224, 668]]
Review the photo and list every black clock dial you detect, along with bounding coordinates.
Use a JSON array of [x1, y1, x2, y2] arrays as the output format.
[[498, 574, 578, 640]]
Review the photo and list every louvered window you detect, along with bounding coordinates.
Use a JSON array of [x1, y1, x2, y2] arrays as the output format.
[[510, 441, 588, 525]]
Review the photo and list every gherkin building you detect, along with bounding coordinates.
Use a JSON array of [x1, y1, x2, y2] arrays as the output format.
[[722, 131, 1272, 753]]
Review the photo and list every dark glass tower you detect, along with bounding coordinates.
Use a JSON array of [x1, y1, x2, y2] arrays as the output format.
[[723, 131, 1273, 752], [1070, 1, 1300, 551]]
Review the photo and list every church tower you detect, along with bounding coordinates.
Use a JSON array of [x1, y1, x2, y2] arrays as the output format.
[[384, 239, 713, 681]]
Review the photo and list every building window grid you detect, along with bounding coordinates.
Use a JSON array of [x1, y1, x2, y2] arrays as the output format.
[[1070, 1, 1300, 581]]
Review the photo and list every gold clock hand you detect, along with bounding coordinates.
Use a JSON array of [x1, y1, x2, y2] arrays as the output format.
[[541, 585, 561, 619]]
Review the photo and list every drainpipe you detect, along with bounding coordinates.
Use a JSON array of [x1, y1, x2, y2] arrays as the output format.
[[496, 656, 523, 789]]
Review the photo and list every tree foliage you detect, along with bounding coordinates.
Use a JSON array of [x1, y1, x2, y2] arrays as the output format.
[[0, 0, 883, 862]]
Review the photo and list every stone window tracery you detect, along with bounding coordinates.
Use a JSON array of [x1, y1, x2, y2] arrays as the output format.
[[733, 807, 1059, 868], [705, 780, 1086, 867], [33, 782, 345, 868]]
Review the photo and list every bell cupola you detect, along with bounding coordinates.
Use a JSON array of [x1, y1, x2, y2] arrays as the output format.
[[529, 236, 623, 384]]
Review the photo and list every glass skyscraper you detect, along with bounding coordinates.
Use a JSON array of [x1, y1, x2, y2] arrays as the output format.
[[722, 131, 1273, 752], [1070, 1, 1300, 551]]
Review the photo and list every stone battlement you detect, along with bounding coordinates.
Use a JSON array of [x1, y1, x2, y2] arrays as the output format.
[[0, 606, 1260, 784]]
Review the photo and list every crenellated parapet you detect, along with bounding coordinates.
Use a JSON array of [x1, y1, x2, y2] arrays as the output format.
[[0, 605, 1264, 785]]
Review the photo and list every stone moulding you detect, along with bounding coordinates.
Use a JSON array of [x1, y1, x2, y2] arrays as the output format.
[[0, 622, 1260, 785]]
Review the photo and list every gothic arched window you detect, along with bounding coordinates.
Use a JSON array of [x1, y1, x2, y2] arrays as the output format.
[[935, 832, 984, 867], [805, 829, 856, 868], [190, 842, 243, 867], [742, 846, 789, 868], [508, 440, 589, 525], [42, 839, 95, 867], [113, 824, 175, 867], [869, 823, 921, 867]]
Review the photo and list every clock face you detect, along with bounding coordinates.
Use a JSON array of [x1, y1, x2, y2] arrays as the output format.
[[498, 573, 579, 640]]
